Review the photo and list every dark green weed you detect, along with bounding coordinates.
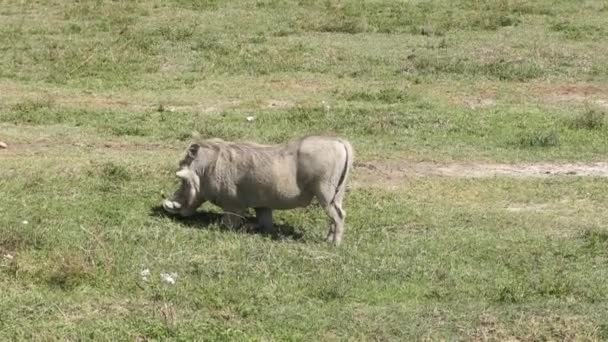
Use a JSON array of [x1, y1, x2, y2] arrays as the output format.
[[570, 108, 605, 130]]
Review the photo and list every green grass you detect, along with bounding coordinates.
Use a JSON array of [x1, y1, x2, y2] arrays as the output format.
[[2, 100, 607, 161], [570, 107, 606, 130], [1, 0, 608, 340], [2, 152, 608, 340]]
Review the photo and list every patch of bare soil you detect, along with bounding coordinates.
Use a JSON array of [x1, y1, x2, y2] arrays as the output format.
[[267, 78, 329, 94], [266, 99, 295, 109], [0, 140, 179, 157], [355, 160, 608, 187], [0, 82, 243, 113], [463, 97, 497, 109], [445, 83, 498, 109], [470, 313, 595, 342], [0, 82, 150, 112], [532, 83, 608, 108], [461, 88, 498, 109]]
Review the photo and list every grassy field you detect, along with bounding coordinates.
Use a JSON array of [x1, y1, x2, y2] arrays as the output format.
[[1, 0, 608, 340]]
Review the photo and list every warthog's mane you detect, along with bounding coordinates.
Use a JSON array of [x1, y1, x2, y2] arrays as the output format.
[[179, 138, 289, 170]]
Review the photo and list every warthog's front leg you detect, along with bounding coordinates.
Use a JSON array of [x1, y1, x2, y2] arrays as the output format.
[[255, 207, 274, 233]]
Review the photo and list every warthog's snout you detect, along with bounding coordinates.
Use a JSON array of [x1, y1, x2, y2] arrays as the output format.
[[162, 199, 197, 217], [162, 199, 182, 214]]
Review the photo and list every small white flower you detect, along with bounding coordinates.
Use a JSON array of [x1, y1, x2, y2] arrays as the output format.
[[246, 116, 255, 122], [161, 272, 178, 285], [322, 100, 331, 112], [22, 220, 28, 225], [140, 268, 151, 282]]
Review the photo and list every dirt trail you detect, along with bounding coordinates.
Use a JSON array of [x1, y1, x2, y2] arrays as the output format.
[[355, 160, 608, 184], [0, 140, 180, 157], [2, 141, 607, 180]]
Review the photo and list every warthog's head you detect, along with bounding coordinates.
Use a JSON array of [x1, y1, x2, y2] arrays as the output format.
[[162, 143, 206, 217]]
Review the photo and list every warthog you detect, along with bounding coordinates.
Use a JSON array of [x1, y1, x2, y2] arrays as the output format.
[[162, 135, 354, 245]]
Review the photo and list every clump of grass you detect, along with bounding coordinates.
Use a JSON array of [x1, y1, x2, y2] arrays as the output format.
[[282, 106, 327, 124], [315, 15, 369, 34], [580, 228, 608, 254], [533, 270, 576, 299], [497, 14, 520, 27], [173, 0, 220, 10], [517, 130, 560, 148], [156, 23, 198, 42], [46, 252, 94, 290], [469, 13, 521, 31], [402, 55, 543, 81], [551, 21, 603, 40], [414, 25, 439, 36], [92, 162, 133, 193], [86, 162, 132, 185], [570, 108, 605, 130], [1, 233, 28, 255], [496, 283, 526, 303], [110, 125, 148, 137], [99, 162, 132, 182], [0, 226, 45, 255], [346, 88, 409, 103], [10, 98, 54, 113], [316, 287, 348, 301], [482, 59, 544, 81], [403, 55, 470, 76]]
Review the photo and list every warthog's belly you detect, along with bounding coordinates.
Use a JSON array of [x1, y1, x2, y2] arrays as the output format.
[[237, 186, 314, 210], [231, 156, 316, 210], [265, 192, 314, 210]]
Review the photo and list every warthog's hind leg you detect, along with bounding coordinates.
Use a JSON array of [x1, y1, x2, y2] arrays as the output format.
[[255, 207, 274, 233], [315, 186, 346, 246], [322, 202, 345, 246]]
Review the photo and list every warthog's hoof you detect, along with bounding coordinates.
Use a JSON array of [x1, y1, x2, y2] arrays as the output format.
[[326, 233, 342, 246]]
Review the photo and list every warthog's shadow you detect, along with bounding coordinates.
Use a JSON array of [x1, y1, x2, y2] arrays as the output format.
[[149, 206, 304, 241]]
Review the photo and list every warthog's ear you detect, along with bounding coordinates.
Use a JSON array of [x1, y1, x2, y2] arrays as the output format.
[[188, 143, 200, 159]]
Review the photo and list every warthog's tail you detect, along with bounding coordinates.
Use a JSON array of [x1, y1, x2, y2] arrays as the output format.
[[330, 139, 354, 207]]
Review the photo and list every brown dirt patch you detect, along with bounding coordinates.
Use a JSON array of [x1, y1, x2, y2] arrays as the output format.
[[470, 312, 597, 341], [531, 82, 608, 108], [0, 139, 179, 157], [3, 134, 607, 185], [460, 88, 498, 109], [266, 99, 295, 109], [443, 82, 498, 109], [0, 82, 152, 112], [355, 160, 608, 187], [0, 81, 252, 113], [267, 78, 330, 94], [463, 97, 497, 109]]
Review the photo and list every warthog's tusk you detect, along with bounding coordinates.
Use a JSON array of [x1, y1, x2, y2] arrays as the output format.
[[163, 200, 182, 211]]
